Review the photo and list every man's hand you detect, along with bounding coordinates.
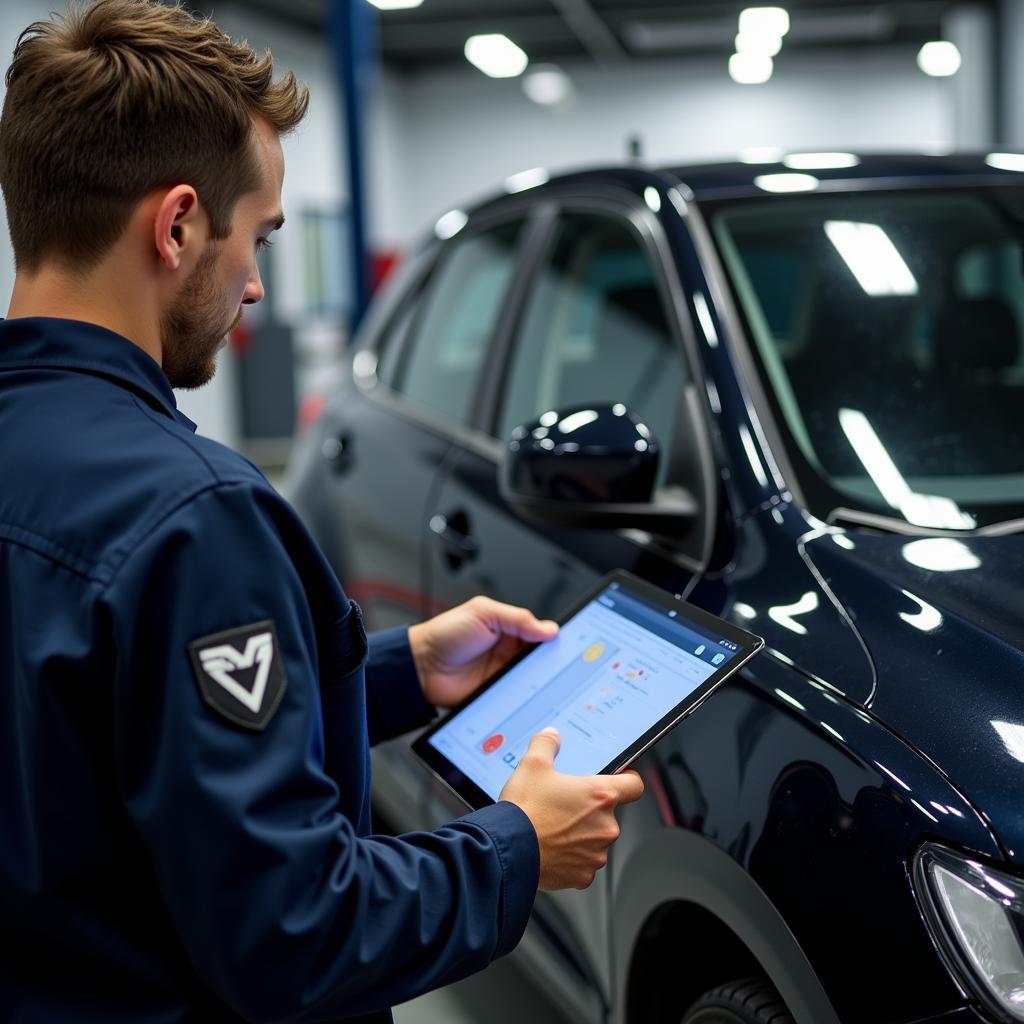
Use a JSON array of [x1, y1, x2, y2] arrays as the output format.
[[500, 728, 645, 891], [407, 596, 558, 709]]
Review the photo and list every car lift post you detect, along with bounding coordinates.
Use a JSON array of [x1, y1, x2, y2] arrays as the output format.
[[329, 0, 377, 337]]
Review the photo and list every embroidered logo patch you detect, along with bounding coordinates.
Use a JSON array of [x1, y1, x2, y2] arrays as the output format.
[[188, 620, 287, 731]]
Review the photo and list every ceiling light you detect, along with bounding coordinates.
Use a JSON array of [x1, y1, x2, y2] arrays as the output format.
[[522, 64, 573, 106], [753, 172, 818, 193], [729, 52, 773, 84], [824, 221, 917, 296], [735, 31, 782, 56], [367, 0, 423, 8], [986, 152, 1024, 172], [465, 34, 528, 78], [784, 151, 860, 170], [738, 6, 790, 39], [917, 41, 961, 77]]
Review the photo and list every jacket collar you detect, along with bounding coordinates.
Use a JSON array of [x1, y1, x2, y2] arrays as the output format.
[[0, 316, 197, 432]]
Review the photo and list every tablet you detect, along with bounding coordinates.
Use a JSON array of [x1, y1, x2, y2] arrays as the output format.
[[412, 570, 763, 810]]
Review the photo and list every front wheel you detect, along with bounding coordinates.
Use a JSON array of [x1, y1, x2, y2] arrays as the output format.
[[681, 976, 795, 1024]]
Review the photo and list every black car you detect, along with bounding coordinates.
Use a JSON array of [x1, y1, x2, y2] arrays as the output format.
[[287, 154, 1024, 1024]]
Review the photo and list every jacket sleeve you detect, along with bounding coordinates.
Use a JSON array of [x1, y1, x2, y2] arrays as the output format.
[[101, 481, 539, 1023], [364, 626, 437, 746]]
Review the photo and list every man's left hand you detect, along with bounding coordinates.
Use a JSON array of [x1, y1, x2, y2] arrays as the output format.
[[408, 597, 559, 708]]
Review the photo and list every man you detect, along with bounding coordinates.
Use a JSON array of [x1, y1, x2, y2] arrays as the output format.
[[0, 2, 643, 1021]]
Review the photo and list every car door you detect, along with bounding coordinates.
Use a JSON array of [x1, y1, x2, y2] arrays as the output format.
[[422, 193, 714, 1019], [332, 213, 540, 821]]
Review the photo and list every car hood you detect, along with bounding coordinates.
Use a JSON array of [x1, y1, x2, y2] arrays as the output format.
[[802, 530, 1024, 865]]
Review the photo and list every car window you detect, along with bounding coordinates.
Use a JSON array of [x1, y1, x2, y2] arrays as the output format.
[[713, 189, 1024, 529], [497, 212, 686, 479], [396, 219, 523, 425]]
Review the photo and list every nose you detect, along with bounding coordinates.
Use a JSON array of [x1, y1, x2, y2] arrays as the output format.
[[242, 262, 264, 305]]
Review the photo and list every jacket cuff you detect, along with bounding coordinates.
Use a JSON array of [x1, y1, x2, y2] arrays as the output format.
[[459, 801, 540, 958], [365, 626, 436, 745]]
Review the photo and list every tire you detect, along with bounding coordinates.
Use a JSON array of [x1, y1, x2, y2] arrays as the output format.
[[681, 976, 795, 1024]]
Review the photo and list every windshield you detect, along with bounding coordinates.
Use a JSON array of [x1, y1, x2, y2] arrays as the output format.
[[712, 187, 1024, 530]]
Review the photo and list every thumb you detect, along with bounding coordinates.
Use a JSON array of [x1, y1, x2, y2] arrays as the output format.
[[525, 726, 561, 764]]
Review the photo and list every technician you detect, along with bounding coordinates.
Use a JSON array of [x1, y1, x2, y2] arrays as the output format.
[[0, 2, 643, 1022]]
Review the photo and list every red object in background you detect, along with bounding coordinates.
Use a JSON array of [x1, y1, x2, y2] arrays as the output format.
[[371, 250, 400, 294], [612, 662, 620, 670], [229, 317, 253, 355], [482, 734, 504, 754]]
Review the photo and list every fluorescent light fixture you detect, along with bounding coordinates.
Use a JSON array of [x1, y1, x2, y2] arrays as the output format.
[[505, 167, 549, 193], [784, 151, 860, 170], [522, 64, 573, 105], [986, 152, 1024, 173], [753, 172, 818, 193], [643, 186, 662, 212], [434, 209, 468, 240], [738, 6, 790, 38], [739, 146, 785, 164], [735, 31, 782, 56], [824, 221, 917, 296], [733, 602, 757, 620], [729, 51, 773, 84], [465, 33, 528, 78], [917, 40, 961, 77], [367, 0, 423, 8]]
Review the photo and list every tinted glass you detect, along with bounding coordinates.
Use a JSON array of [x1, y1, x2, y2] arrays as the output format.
[[398, 220, 522, 424], [714, 189, 1024, 529], [498, 214, 685, 479]]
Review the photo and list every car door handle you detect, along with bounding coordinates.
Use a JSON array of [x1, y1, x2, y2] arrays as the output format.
[[322, 432, 354, 475], [429, 512, 478, 566]]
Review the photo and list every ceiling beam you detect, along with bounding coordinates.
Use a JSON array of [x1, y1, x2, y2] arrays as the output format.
[[548, 0, 628, 66]]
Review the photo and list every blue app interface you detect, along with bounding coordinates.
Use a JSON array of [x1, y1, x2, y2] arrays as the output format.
[[428, 583, 738, 801]]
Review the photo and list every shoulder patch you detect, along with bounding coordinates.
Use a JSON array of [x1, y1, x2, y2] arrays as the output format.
[[188, 620, 287, 731]]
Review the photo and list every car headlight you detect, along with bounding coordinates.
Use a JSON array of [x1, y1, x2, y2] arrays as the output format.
[[915, 844, 1024, 1021]]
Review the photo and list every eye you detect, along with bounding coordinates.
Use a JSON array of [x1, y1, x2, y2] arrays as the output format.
[[256, 237, 273, 252]]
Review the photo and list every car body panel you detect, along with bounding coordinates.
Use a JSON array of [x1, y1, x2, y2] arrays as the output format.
[[287, 154, 1024, 1024]]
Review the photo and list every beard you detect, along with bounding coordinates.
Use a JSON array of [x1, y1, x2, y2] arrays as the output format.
[[160, 243, 241, 390]]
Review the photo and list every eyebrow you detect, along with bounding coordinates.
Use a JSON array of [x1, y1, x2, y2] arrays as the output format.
[[266, 213, 285, 232]]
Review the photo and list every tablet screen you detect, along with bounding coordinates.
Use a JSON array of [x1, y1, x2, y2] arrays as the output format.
[[425, 579, 743, 802]]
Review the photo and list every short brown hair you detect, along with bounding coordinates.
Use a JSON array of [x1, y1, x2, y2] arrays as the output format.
[[0, 0, 309, 271]]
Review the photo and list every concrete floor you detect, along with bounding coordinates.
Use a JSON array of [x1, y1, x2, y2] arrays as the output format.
[[393, 953, 572, 1024]]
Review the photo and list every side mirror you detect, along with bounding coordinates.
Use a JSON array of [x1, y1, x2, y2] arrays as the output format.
[[499, 403, 697, 535]]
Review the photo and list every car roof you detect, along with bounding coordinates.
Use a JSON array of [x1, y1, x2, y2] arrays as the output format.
[[453, 152, 1024, 221]]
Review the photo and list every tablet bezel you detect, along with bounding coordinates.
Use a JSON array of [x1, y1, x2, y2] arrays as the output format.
[[411, 569, 764, 810]]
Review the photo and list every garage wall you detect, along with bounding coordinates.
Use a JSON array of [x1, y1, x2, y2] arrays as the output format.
[[380, 49, 954, 248]]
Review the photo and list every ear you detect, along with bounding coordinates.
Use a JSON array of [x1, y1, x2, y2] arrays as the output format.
[[153, 185, 204, 271]]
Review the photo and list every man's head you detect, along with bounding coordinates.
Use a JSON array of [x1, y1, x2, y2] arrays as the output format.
[[0, 0, 308, 386]]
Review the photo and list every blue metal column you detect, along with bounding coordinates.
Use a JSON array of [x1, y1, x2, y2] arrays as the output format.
[[329, 0, 377, 335]]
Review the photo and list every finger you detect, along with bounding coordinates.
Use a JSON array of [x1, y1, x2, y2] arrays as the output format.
[[524, 726, 561, 764], [609, 769, 645, 804], [475, 598, 558, 642]]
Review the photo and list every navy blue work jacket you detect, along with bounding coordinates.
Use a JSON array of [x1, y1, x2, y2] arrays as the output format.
[[0, 318, 539, 1023]]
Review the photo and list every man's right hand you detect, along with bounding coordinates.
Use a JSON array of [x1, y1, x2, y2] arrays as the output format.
[[499, 727, 645, 891]]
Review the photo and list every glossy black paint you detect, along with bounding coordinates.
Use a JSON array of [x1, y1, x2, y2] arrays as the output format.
[[287, 155, 1024, 1024], [505, 403, 660, 504]]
